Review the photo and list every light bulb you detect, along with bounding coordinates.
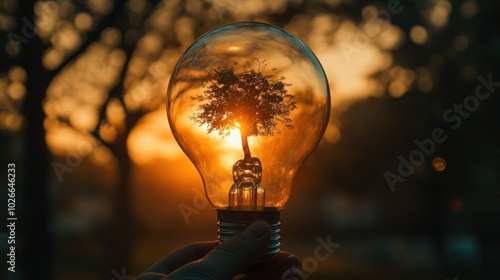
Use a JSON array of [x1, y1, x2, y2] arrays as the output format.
[[167, 22, 330, 257]]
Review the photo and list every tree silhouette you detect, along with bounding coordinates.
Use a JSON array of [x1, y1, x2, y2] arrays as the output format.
[[191, 61, 296, 159]]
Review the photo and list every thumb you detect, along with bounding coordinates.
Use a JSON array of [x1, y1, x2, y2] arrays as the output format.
[[167, 220, 271, 280]]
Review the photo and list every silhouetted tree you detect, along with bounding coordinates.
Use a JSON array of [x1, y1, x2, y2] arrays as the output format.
[[191, 61, 296, 159]]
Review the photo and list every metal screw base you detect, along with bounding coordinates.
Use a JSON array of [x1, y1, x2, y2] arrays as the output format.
[[217, 208, 281, 259]]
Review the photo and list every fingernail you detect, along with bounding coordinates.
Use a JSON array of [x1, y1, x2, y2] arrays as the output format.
[[244, 220, 269, 239]]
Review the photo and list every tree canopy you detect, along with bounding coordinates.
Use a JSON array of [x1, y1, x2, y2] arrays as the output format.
[[190, 61, 296, 158]]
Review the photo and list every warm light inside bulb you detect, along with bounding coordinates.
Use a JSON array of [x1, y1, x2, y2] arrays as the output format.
[[167, 22, 330, 211], [227, 46, 240, 51], [225, 128, 242, 149]]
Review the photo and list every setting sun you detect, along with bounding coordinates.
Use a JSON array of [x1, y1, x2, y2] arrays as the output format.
[[223, 128, 242, 149]]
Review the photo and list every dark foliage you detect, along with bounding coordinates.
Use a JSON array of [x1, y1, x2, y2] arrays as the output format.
[[191, 61, 296, 156]]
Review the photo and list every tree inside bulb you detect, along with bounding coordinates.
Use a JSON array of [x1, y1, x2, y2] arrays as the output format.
[[190, 59, 296, 210], [167, 22, 330, 258]]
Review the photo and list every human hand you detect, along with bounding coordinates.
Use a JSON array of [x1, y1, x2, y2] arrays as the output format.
[[137, 220, 302, 280]]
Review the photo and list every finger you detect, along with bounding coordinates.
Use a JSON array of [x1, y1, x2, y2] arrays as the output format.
[[241, 251, 302, 280], [141, 241, 219, 275], [166, 220, 271, 280], [136, 272, 168, 280]]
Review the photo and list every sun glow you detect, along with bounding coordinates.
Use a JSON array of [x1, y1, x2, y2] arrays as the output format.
[[223, 128, 242, 149]]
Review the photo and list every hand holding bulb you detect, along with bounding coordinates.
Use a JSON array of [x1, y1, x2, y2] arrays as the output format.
[[137, 221, 302, 280]]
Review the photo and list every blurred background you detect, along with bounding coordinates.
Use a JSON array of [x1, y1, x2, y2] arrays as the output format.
[[1, 0, 499, 279]]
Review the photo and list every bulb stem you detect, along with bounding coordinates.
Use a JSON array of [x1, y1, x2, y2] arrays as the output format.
[[217, 208, 281, 260]]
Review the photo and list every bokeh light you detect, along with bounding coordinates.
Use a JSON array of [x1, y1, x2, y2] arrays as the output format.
[[432, 157, 447, 171], [410, 25, 428, 45]]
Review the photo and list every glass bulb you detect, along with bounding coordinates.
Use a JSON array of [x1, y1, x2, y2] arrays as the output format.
[[167, 22, 330, 256]]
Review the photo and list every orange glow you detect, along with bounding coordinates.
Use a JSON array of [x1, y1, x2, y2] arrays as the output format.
[[389, 80, 406, 97], [175, 17, 195, 46], [183, 117, 256, 169], [88, 0, 113, 14], [45, 125, 97, 156], [8, 66, 27, 83], [52, 22, 81, 52], [69, 105, 99, 132], [127, 109, 185, 165], [101, 27, 122, 47], [7, 82, 26, 101], [166, 22, 331, 209], [137, 32, 163, 53], [228, 46, 241, 51], [42, 35, 127, 159], [224, 129, 243, 149], [90, 145, 114, 165], [429, 0, 451, 28], [361, 5, 377, 20], [106, 98, 126, 129], [43, 47, 65, 70], [386, 66, 415, 98], [433, 157, 447, 171], [34, 1, 58, 39], [74, 12, 93, 31], [323, 122, 341, 143], [410, 25, 428, 45], [450, 199, 463, 213], [99, 121, 117, 143], [0, 15, 15, 31], [311, 15, 404, 113], [376, 25, 403, 51], [0, 113, 23, 131]]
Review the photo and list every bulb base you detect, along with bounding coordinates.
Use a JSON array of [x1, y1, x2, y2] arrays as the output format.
[[217, 208, 281, 259]]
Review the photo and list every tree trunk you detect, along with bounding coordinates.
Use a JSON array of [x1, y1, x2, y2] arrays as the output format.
[[20, 1, 51, 278], [240, 129, 252, 159]]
